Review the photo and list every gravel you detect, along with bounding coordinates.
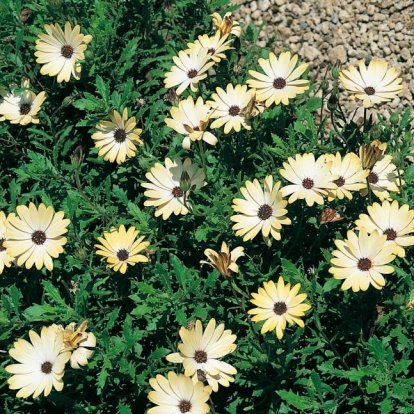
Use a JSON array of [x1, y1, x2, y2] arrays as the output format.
[[233, 0, 414, 124]]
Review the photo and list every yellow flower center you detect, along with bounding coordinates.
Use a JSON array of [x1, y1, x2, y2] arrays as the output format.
[[229, 105, 240, 116], [187, 69, 198, 79], [114, 128, 127, 143], [61, 44, 74, 59], [258, 204, 272, 220], [179, 400, 192, 413], [302, 178, 314, 189], [364, 86, 375, 96], [41, 361, 53, 374], [0, 238, 5, 252], [117, 249, 129, 261], [357, 257, 372, 271], [32, 230, 46, 245], [273, 77, 287, 89], [384, 228, 397, 241], [19, 103, 31, 115], [194, 350, 207, 363], [273, 301, 287, 315]]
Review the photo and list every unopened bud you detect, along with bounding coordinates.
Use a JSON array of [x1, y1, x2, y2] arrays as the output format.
[[389, 112, 399, 126], [71, 145, 83, 169], [327, 92, 338, 112], [62, 95, 75, 107], [331, 60, 342, 80], [321, 80, 329, 92], [403, 131, 412, 143], [370, 124, 381, 140], [179, 171, 191, 193], [20, 8, 32, 23]]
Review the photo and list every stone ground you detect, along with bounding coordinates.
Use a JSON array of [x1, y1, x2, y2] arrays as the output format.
[[232, 0, 414, 124]]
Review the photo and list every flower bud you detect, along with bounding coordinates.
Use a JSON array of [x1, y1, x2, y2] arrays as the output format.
[[20, 8, 32, 23], [389, 112, 399, 126], [179, 171, 192, 193], [71, 145, 84, 169], [321, 80, 329, 92], [331, 60, 342, 80]]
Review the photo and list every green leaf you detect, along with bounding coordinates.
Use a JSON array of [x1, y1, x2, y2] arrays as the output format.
[[277, 390, 316, 410], [310, 370, 323, 397], [42, 280, 67, 306]]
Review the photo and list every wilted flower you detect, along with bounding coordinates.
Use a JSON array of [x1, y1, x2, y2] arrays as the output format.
[[211, 12, 242, 37], [359, 140, 387, 169]]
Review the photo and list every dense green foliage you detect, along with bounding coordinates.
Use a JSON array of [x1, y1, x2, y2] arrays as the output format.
[[1, 0, 414, 413]]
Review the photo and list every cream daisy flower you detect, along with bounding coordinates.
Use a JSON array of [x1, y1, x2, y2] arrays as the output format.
[[248, 277, 311, 340], [91, 108, 143, 165], [0, 211, 14, 273], [3, 203, 70, 271], [246, 51, 309, 107], [148, 371, 212, 414], [53, 321, 96, 369], [231, 175, 291, 246], [360, 155, 404, 201], [164, 95, 217, 150], [95, 224, 149, 274], [355, 200, 414, 258], [211, 12, 242, 37], [200, 241, 244, 278], [207, 84, 254, 134], [166, 319, 237, 392], [0, 79, 46, 125], [164, 48, 215, 95], [329, 228, 396, 292], [5, 326, 71, 398], [323, 152, 369, 201], [186, 31, 233, 63], [339, 59, 404, 108], [280, 153, 338, 206], [34, 22, 92, 83], [142, 157, 206, 220]]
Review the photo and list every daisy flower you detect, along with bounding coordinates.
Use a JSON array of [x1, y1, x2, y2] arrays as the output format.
[[148, 371, 212, 414], [246, 51, 309, 107], [164, 95, 217, 149], [207, 84, 254, 134], [359, 139, 387, 169], [355, 200, 414, 258], [0, 211, 14, 273], [211, 12, 242, 37], [34, 22, 92, 83], [339, 59, 404, 108], [360, 155, 404, 201], [186, 31, 233, 63], [3, 203, 70, 271], [329, 228, 396, 292], [95, 224, 149, 274], [142, 157, 206, 220], [91, 108, 143, 165], [323, 152, 369, 201], [248, 277, 311, 340], [0, 79, 46, 125], [5, 326, 71, 398], [200, 241, 244, 278], [164, 48, 215, 95], [166, 319, 237, 392], [279, 153, 338, 206], [53, 321, 96, 369], [230, 175, 291, 246]]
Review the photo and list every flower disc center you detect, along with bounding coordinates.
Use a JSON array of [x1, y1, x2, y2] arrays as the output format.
[[228, 105, 240, 116], [194, 349, 207, 363], [384, 228, 397, 241], [357, 257, 372, 271], [368, 171, 379, 185], [0, 238, 5, 252], [333, 177, 345, 187], [273, 77, 287, 89], [273, 301, 287, 315], [179, 400, 192, 413], [117, 248, 129, 261], [187, 69, 198, 79], [302, 178, 314, 189], [364, 86, 376, 96], [41, 361, 53, 374], [258, 204, 273, 220], [19, 103, 32, 115], [114, 128, 127, 143], [172, 186, 184, 198], [32, 230, 46, 245], [61, 44, 74, 59]]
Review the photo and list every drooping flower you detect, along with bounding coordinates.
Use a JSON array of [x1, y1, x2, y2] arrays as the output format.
[[186, 31, 233, 63], [329, 228, 396, 292], [358, 140, 387, 169], [246, 51, 309, 107], [0, 79, 46, 125], [207, 84, 254, 133], [360, 155, 404, 201], [211, 12, 242, 37], [248, 277, 311, 340], [53, 321, 96, 369], [164, 48, 215, 95], [91, 108, 143, 165], [148, 371, 212, 414], [34, 22, 92, 83], [230, 175, 291, 246], [5, 326, 71, 398], [4, 203, 70, 271], [355, 200, 414, 258], [279, 153, 338, 206], [166, 319, 237, 392], [0, 211, 14, 273], [200, 241, 244, 278], [322, 152, 369, 201], [95, 224, 149, 274], [164, 95, 217, 150], [339, 59, 404, 108], [142, 157, 206, 220]]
